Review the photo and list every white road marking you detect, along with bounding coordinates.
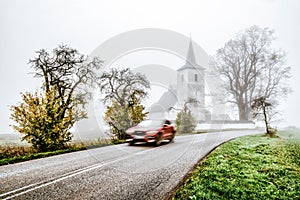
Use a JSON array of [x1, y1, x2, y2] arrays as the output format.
[[0, 146, 161, 200]]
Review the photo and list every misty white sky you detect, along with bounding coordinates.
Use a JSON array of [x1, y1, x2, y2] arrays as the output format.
[[0, 0, 299, 133]]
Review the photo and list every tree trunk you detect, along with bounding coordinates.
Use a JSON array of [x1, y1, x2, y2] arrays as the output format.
[[262, 104, 269, 135], [238, 103, 249, 121]]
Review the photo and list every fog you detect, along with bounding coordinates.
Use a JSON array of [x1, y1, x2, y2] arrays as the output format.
[[0, 0, 299, 134]]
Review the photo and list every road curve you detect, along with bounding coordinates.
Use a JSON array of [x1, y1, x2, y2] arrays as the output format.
[[0, 130, 261, 200]]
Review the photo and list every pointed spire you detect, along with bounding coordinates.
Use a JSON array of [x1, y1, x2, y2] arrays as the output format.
[[186, 36, 196, 65], [177, 34, 204, 72]]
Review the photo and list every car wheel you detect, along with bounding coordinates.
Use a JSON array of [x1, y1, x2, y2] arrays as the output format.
[[155, 133, 162, 146], [169, 132, 175, 143]]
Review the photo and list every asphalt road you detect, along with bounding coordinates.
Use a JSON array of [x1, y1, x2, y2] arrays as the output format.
[[0, 130, 261, 200]]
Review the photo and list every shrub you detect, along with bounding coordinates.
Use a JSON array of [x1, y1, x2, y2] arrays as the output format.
[[10, 88, 81, 152], [176, 110, 196, 133]]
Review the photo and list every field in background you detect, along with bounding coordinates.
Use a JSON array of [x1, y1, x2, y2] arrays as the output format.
[[0, 131, 111, 165], [0, 133, 27, 146], [0, 129, 109, 145]]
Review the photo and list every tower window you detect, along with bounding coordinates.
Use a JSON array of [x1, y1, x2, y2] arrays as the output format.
[[195, 74, 198, 82], [182, 75, 184, 82]]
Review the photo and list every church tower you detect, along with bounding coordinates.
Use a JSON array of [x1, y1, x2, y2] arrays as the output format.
[[177, 38, 205, 121]]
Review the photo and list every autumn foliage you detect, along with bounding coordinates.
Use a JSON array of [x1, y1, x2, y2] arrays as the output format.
[[104, 96, 148, 140], [10, 88, 84, 151], [98, 68, 150, 140], [10, 45, 101, 152]]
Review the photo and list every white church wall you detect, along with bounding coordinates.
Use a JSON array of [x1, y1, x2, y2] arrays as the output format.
[[196, 122, 256, 131]]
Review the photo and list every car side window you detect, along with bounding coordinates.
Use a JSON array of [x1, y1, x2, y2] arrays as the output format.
[[164, 120, 171, 125]]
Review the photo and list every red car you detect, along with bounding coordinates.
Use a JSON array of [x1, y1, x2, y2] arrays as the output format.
[[125, 119, 176, 146]]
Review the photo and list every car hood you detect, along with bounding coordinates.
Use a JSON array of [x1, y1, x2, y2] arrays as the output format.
[[126, 126, 160, 133]]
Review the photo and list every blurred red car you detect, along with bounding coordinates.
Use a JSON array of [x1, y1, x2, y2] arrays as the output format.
[[125, 119, 176, 146]]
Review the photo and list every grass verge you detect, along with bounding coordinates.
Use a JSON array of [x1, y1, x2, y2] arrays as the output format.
[[0, 138, 115, 166], [172, 129, 300, 200], [0, 147, 85, 165]]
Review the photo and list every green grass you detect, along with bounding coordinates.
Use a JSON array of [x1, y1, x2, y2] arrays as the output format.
[[172, 129, 300, 200]]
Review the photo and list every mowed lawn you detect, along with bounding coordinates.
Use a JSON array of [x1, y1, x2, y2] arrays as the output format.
[[172, 129, 300, 200]]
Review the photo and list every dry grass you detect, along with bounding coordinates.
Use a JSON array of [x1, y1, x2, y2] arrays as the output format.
[[0, 136, 113, 165]]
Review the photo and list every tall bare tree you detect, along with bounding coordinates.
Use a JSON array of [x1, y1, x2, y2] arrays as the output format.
[[98, 68, 150, 106], [30, 45, 102, 111], [214, 26, 291, 120], [11, 45, 102, 151]]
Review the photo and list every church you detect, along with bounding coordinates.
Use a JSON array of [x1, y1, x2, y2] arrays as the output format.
[[148, 38, 212, 122]]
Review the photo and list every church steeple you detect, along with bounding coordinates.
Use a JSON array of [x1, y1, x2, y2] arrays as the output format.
[[176, 35, 206, 121], [177, 36, 201, 71], [186, 37, 196, 66]]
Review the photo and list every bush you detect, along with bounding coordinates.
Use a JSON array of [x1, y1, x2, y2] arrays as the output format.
[[104, 95, 147, 140], [175, 110, 196, 133], [10, 88, 80, 152]]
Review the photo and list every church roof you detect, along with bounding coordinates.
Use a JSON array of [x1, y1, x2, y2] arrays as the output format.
[[148, 37, 205, 115], [177, 38, 205, 71], [148, 88, 177, 113]]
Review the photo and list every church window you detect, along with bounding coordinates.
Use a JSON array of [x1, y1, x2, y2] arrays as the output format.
[[194, 74, 198, 82], [181, 75, 184, 82]]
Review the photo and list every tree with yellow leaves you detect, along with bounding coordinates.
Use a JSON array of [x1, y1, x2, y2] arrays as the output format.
[[11, 45, 102, 151], [99, 68, 150, 140]]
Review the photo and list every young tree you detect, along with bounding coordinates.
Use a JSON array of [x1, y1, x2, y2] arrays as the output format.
[[251, 96, 277, 137], [176, 111, 196, 133], [175, 98, 197, 133], [214, 26, 291, 120], [98, 68, 150, 140], [11, 45, 102, 151], [104, 95, 148, 140]]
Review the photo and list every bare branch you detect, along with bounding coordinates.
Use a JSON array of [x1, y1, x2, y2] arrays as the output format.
[[214, 26, 291, 120]]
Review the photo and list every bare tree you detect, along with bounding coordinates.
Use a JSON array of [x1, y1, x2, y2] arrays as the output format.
[[30, 45, 103, 120], [98, 68, 150, 139], [214, 26, 291, 120], [11, 45, 103, 151], [98, 68, 150, 106]]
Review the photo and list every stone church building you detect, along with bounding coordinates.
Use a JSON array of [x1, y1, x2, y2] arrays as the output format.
[[149, 38, 213, 122]]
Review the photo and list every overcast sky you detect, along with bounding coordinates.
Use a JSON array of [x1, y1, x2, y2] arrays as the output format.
[[0, 0, 299, 133]]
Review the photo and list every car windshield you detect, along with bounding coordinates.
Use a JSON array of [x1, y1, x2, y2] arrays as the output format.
[[137, 120, 163, 128]]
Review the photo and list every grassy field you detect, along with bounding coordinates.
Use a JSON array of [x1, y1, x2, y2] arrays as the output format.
[[172, 129, 300, 200], [0, 136, 112, 166]]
